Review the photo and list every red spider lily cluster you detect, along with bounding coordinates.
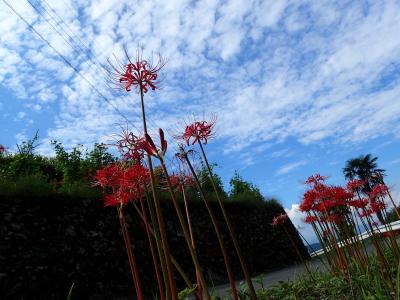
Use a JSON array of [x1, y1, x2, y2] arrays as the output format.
[[300, 174, 389, 225], [299, 173, 399, 280], [93, 163, 149, 207], [101, 48, 260, 300], [109, 50, 165, 93], [182, 116, 216, 145]]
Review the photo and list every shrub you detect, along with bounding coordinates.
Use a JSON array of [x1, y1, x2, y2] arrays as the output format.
[[0, 173, 55, 197]]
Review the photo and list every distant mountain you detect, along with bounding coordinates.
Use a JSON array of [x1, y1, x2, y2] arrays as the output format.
[[306, 242, 321, 253]]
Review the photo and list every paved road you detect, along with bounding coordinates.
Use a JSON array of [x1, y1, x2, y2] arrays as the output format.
[[211, 257, 327, 298]]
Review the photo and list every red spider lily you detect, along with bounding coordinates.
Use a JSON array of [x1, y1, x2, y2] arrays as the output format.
[[182, 116, 217, 146], [271, 213, 288, 227], [348, 199, 369, 209], [93, 164, 124, 189], [304, 215, 318, 224], [305, 174, 328, 185], [346, 179, 365, 192], [103, 194, 121, 207], [369, 184, 388, 199], [94, 163, 149, 207], [300, 189, 319, 212], [138, 129, 167, 158], [109, 49, 165, 93], [370, 200, 386, 213], [360, 208, 374, 218], [115, 128, 144, 161]]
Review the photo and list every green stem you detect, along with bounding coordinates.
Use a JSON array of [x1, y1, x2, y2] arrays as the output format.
[[159, 158, 211, 300], [182, 184, 203, 298], [183, 155, 238, 300], [198, 141, 257, 300], [131, 201, 194, 289], [139, 87, 176, 300], [140, 197, 165, 300]]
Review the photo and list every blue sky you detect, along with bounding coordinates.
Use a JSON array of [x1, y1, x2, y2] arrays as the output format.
[[1, 0, 400, 240]]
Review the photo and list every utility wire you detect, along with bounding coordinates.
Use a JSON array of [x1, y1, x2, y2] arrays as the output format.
[[30, 0, 170, 140], [3, 0, 140, 131], [4, 0, 179, 165], [31, 0, 180, 163]]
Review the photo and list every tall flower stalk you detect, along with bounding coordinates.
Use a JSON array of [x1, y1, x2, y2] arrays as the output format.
[[93, 163, 148, 300], [176, 145, 238, 300], [139, 130, 211, 299], [110, 49, 177, 299], [181, 118, 257, 300], [272, 213, 315, 282]]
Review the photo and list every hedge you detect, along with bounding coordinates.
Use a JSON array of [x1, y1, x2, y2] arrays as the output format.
[[0, 195, 309, 299]]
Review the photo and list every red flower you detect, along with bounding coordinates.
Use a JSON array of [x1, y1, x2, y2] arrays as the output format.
[[304, 215, 318, 224], [305, 174, 328, 185], [370, 200, 386, 213], [115, 128, 144, 161], [348, 199, 368, 209], [271, 213, 288, 227], [93, 163, 149, 207], [346, 179, 365, 192], [109, 49, 165, 93], [93, 164, 124, 189], [138, 129, 167, 158], [182, 116, 216, 145], [369, 184, 388, 199]]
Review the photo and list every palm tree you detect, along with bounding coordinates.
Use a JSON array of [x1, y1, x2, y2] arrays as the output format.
[[343, 154, 385, 182], [343, 154, 386, 223]]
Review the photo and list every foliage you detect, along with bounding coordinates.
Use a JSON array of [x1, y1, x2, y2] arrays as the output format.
[[51, 141, 115, 184], [228, 250, 399, 300], [229, 171, 263, 202], [197, 162, 228, 199], [0, 174, 54, 197], [343, 154, 387, 225]]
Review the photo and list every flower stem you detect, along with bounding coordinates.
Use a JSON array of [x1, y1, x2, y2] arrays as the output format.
[[139, 87, 177, 299], [197, 140, 257, 300], [183, 155, 238, 300], [140, 197, 165, 300], [182, 184, 203, 299], [131, 202, 194, 289], [118, 206, 143, 300], [159, 158, 212, 300]]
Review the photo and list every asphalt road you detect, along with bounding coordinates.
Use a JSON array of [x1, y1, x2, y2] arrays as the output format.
[[210, 257, 327, 298]]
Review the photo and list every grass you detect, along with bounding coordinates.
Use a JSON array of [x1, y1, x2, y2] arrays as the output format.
[[206, 248, 399, 300]]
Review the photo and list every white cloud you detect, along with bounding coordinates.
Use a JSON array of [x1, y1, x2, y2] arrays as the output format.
[[276, 160, 307, 176], [285, 203, 317, 243], [0, 0, 399, 161]]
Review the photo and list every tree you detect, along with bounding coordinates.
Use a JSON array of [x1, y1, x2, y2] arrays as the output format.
[[343, 154, 386, 223], [229, 171, 263, 202], [197, 162, 228, 199]]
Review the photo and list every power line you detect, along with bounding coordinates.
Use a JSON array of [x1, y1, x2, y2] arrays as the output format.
[[4, 0, 178, 165], [3, 0, 139, 131], [32, 0, 169, 137], [30, 0, 179, 163]]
